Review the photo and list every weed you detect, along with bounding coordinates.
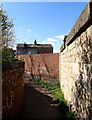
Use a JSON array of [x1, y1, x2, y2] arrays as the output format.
[[33, 78, 40, 84], [65, 111, 75, 119], [32, 78, 75, 119]]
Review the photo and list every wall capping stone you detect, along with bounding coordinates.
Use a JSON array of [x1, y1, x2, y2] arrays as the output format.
[[60, 2, 92, 52]]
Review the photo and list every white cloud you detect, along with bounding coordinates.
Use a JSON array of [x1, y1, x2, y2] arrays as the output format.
[[47, 38, 57, 42], [53, 49, 58, 53], [41, 35, 65, 53], [55, 35, 64, 40], [27, 29, 31, 32], [41, 37, 58, 46], [12, 45, 17, 50], [41, 41, 55, 45]]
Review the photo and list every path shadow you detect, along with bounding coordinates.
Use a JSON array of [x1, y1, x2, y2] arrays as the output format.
[[18, 83, 65, 119]]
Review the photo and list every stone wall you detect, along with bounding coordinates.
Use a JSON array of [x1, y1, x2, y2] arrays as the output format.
[[2, 61, 24, 119], [59, 2, 92, 119], [17, 53, 59, 82]]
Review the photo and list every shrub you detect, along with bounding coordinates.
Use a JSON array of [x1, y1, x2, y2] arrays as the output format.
[[2, 47, 15, 62]]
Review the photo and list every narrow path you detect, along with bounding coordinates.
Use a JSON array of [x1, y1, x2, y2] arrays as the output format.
[[18, 83, 65, 119]]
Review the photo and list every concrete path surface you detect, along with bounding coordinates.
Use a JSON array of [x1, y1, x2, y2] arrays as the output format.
[[18, 83, 65, 119]]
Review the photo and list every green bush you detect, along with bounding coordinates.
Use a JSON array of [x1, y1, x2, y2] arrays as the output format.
[[2, 47, 15, 62]]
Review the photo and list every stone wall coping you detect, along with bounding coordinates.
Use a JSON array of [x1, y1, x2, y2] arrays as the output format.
[[60, 2, 92, 52], [2, 60, 25, 72], [60, 44, 65, 52]]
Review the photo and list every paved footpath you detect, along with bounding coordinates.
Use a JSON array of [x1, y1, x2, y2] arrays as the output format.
[[18, 83, 65, 119]]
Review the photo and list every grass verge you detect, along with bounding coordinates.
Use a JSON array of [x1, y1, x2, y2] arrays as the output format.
[[32, 78, 75, 119]]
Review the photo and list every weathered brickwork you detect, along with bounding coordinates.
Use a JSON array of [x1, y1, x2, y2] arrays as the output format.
[[17, 53, 59, 82], [2, 61, 24, 119], [59, 2, 92, 119], [38, 49, 53, 54]]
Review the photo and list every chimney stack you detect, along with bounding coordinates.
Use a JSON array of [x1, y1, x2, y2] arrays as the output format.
[[34, 40, 37, 45]]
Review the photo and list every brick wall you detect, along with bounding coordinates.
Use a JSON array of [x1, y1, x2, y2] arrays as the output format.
[[2, 61, 24, 119], [38, 48, 53, 54], [17, 53, 59, 82], [59, 2, 92, 119]]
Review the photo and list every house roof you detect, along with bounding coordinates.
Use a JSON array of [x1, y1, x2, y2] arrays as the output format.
[[17, 43, 53, 48]]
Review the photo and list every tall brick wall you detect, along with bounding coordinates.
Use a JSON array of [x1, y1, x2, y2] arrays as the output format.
[[59, 2, 92, 119], [17, 53, 59, 82], [2, 61, 24, 119]]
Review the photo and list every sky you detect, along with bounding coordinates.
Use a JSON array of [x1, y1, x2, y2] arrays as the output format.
[[2, 2, 87, 53]]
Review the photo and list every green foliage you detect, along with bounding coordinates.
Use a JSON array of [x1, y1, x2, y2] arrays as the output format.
[[65, 111, 75, 119], [40, 80, 47, 88], [0, 7, 14, 47], [0, 6, 16, 62], [2, 47, 15, 62], [33, 78, 60, 91], [32, 78, 75, 119], [0, 9, 14, 30], [33, 78, 41, 84]]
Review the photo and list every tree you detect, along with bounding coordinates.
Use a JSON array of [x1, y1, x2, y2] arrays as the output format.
[[0, 5, 15, 48], [0, 5, 15, 62]]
